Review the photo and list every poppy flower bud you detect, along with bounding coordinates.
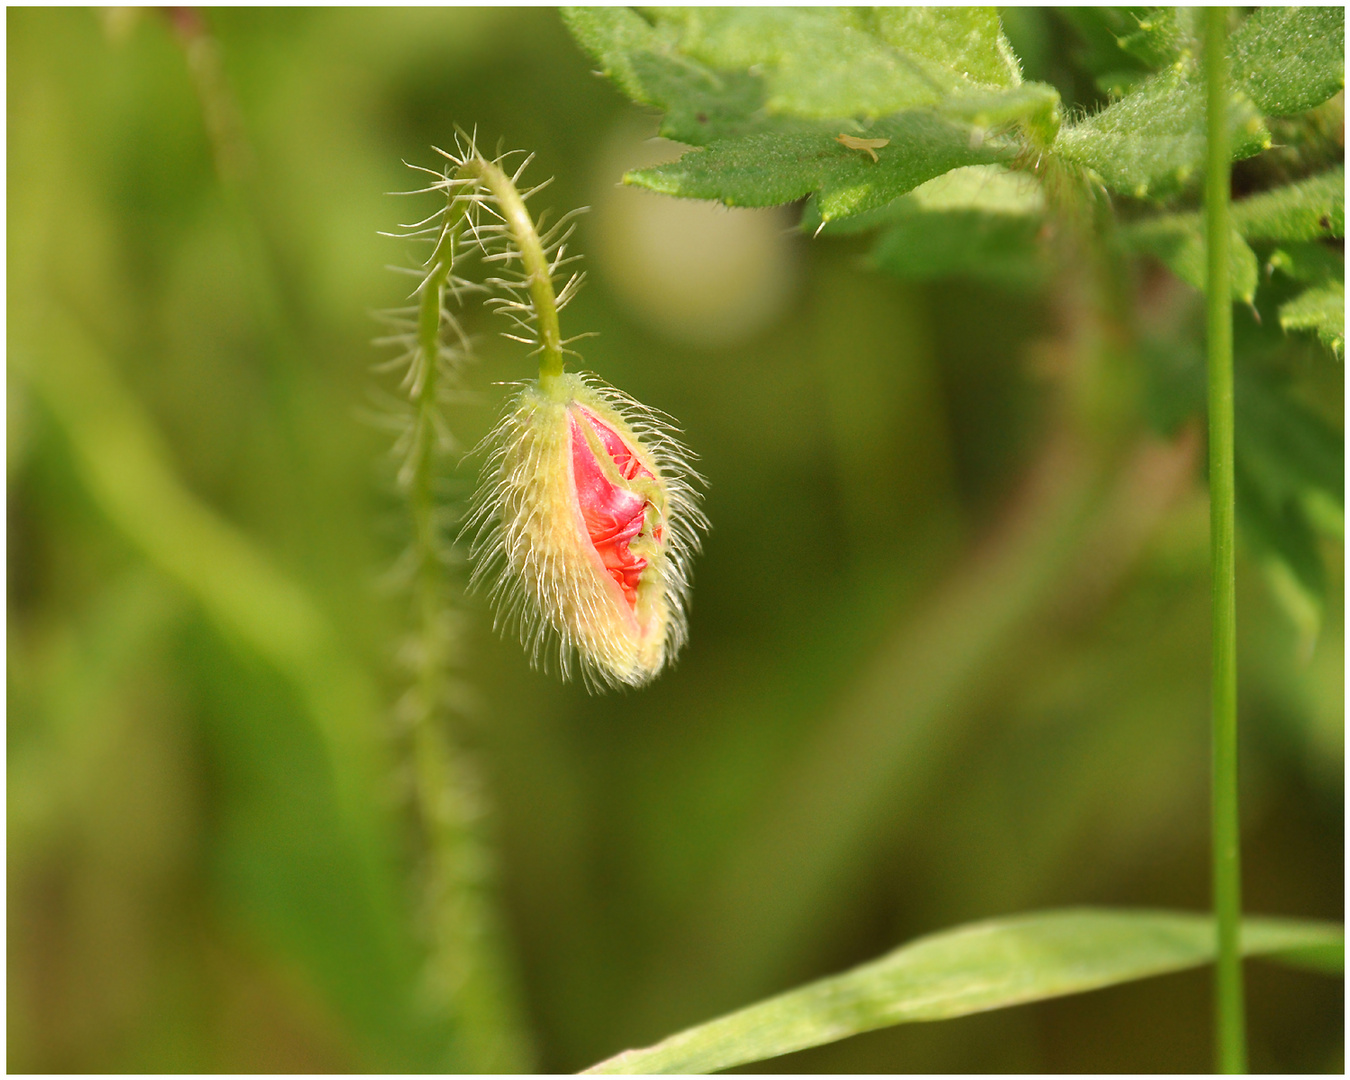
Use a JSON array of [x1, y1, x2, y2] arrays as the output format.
[[467, 372, 706, 690]]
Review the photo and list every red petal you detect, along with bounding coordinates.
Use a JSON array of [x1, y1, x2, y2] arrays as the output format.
[[570, 409, 654, 607]]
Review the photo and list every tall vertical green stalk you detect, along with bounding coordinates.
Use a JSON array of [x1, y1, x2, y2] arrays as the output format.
[[402, 193, 532, 1072], [1203, 7, 1246, 1074]]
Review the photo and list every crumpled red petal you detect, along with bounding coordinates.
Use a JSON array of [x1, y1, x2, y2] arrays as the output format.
[[570, 408, 653, 607]]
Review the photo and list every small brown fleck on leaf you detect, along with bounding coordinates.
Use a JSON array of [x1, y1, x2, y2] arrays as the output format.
[[835, 133, 890, 163]]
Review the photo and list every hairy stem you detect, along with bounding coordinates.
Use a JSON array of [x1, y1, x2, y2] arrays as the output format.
[[403, 196, 532, 1071], [457, 156, 566, 381], [1204, 7, 1246, 1074]]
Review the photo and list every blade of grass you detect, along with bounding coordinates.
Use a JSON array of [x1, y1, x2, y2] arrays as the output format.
[[583, 908, 1343, 1075], [1204, 9, 1246, 1074]]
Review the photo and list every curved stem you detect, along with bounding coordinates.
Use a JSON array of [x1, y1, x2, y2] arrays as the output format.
[[1204, 7, 1246, 1074], [458, 156, 566, 381]]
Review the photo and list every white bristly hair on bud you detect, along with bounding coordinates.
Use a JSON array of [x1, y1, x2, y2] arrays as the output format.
[[381, 129, 707, 697], [464, 371, 707, 691], [415, 133, 710, 692]]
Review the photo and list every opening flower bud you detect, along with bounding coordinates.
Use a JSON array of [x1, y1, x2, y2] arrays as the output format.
[[467, 372, 706, 690]]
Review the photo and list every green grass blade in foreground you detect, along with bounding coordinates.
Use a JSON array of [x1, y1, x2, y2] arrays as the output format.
[[582, 908, 1344, 1074]]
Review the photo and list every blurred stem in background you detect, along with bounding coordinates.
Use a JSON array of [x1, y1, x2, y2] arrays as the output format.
[[397, 163, 533, 1070], [1203, 7, 1246, 1074]]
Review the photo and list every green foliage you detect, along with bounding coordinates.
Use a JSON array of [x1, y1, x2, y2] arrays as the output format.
[[1059, 7, 1343, 196], [1055, 66, 1269, 197], [1233, 166, 1345, 241], [1268, 240, 1347, 285], [1114, 7, 1197, 69], [1124, 214, 1258, 302], [1055, 7, 1156, 97], [584, 910, 1344, 1074], [1123, 167, 1344, 305], [568, 6, 1341, 240], [564, 6, 1061, 221], [637, 7, 1021, 119], [1241, 169, 1348, 360], [568, 6, 1345, 647], [1278, 281, 1346, 359], [1230, 5, 1346, 117], [1140, 324, 1344, 641], [1235, 362, 1345, 643], [570, 6, 1342, 206], [1266, 221, 1346, 360], [560, 7, 772, 144], [626, 112, 1010, 219], [830, 165, 1051, 289]]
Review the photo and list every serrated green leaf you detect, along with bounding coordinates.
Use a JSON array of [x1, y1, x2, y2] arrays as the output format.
[[873, 210, 1048, 291], [906, 163, 1045, 215], [583, 909, 1343, 1075], [1231, 5, 1346, 117], [1057, 7, 1154, 89], [805, 162, 1043, 235], [834, 164, 1050, 290], [1123, 214, 1258, 303], [563, 7, 773, 144], [1280, 280, 1346, 358], [1233, 166, 1345, 242], [871, 7, 1021, 88], [654, 7, 1024, 121], [1268, 241, 1344, 288], [938, 81, 1062, 144], [568, 6, 1059, 149], [625, 111, 1011, 220], [656, 8, 949, 119], [1236, 364, 1344, 524], [562, 7, 666, 110], [567, 7, 1062, 221], [1055, 64, 1270, 197], [631, 53, 774, 144], [1234, 362, 1345, 638], [1115, 6, 1199, 69]]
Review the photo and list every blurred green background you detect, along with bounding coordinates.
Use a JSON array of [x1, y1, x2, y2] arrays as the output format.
[[8, 7, 1343, 1073]]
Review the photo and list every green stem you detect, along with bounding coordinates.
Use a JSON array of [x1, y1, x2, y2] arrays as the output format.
[[402, 184, 532, 1072], [457, 156, 566, 381], [1204, 8, 1246, 1074]]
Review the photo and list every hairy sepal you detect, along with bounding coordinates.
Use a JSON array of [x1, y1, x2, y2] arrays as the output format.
[[467, 372, 706, 691]]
